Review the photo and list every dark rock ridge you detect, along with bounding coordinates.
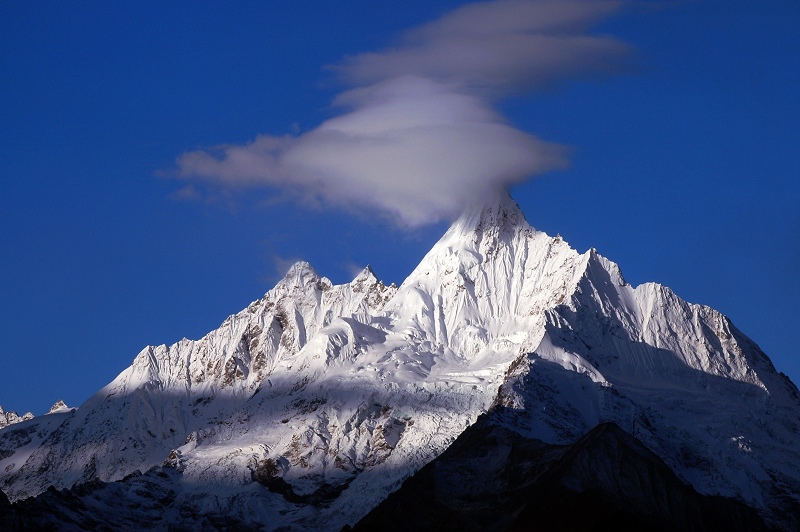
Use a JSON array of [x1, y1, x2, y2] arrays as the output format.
[[354, 417, 770, 531]]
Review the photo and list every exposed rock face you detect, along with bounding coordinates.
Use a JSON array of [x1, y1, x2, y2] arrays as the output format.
[[0, 406, 33, 430], [1, 192, 798, 530]]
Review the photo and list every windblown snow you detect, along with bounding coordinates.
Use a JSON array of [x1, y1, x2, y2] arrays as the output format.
[[1, 192, 798, 529]]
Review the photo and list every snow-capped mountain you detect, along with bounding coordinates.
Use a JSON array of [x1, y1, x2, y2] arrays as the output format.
[[1, 192, 798, 530]]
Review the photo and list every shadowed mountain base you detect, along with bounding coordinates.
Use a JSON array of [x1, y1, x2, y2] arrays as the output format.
[[353, 418, 770, 531]]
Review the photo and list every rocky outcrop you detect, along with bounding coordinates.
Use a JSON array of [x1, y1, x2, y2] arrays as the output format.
[[0, 406, 33, 430]]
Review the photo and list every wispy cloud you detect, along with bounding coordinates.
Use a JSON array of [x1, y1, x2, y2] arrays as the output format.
[[341, 260, 368, 281], [338, 0, 630, 94], [170, 0, 630, 226]]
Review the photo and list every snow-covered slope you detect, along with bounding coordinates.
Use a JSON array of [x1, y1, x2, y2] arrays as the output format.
[[1, 192, 798, 529]]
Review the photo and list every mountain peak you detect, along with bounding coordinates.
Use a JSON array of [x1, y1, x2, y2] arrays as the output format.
[[450, 188, 528, 236], [47, 400, 71, 415], [351, 264, 376, 283], [278, 260, 320, 289]]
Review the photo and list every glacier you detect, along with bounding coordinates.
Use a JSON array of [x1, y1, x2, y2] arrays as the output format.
[[1, 191, 798, 529]]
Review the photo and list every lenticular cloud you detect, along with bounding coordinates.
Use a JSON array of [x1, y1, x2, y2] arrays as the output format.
[[172, 0, 630, 226], [178, 77, 568, 226]]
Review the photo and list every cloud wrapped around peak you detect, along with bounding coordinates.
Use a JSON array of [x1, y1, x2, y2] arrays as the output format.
[[173, 0, 630, 226], [178, 77, 568, 225]]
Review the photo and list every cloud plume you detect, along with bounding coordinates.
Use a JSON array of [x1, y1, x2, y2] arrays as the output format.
[[172, 0, 630, 226]]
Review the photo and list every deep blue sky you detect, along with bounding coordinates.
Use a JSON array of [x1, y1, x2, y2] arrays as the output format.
[[1, 1, 798, 415]]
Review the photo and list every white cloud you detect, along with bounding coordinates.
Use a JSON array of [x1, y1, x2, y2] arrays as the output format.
[[338, 0, 630, 94], [172, 0, 629, 226]]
